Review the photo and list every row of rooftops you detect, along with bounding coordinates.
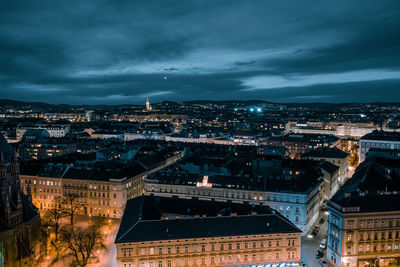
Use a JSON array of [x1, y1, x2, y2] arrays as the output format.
[[21, 160, 148, 182], [19, 142, 184, 181], [147, 157, 336, 194]]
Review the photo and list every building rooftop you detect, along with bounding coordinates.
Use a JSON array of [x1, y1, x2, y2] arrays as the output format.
[[148, 158, 325, 194], [268, 133, 339, 143], [361, 130, 400, 142], [329, 156, 400, 213], [115, 195, 301, 243], [302, 147, 348, 159]]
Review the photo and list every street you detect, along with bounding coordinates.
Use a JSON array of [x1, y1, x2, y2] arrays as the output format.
[[301, 210, 329, 267], [87, 219, 119, 267]]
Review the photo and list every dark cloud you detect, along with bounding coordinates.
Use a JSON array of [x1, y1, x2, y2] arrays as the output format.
[[0, 0, 399, 104]]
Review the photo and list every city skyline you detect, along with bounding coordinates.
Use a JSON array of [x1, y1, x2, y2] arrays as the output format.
[[1, 1, 400, 104]]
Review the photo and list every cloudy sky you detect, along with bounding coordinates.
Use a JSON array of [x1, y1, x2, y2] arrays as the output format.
[[1, 1, 400, 104]]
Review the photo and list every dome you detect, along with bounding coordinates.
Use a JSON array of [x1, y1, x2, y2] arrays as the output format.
[[0, 134, 15, 163]]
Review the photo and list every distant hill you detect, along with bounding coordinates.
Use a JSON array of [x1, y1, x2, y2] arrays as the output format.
[[0, 99, 399, 111]]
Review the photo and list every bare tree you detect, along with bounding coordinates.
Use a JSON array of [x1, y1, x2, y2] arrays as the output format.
[[54, 222, 107, 267], [43, 201, 66, 240], [62, 192, 83, 226]]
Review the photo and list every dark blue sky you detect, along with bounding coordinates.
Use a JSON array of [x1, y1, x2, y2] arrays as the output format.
[[1, 1, 400, 104]]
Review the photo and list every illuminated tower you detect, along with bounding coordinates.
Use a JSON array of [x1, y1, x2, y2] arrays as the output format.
[[146, 97, 152, 111]]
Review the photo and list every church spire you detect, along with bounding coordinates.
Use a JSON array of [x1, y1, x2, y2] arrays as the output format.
[[146, 97, 152, 111]]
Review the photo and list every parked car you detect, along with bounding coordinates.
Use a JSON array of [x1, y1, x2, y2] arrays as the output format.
[[316, 249, 324, 259], [312, 229, 318, 236], [319, 258, 328, 267], [312, 225, 320, 235], [319, 218, 325, 224], [320, 238, 327, 250]]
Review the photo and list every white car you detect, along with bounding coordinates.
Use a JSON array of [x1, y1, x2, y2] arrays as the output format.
[[320, 238, 327, 250]]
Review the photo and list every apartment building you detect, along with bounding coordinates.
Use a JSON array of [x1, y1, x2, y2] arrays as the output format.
[[115, 196, 302, 267], [327, 156, 400, 267]]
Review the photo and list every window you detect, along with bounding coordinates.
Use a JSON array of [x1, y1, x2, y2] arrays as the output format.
[[167, 247, 171, 254], [220, 244, 224, 250], [219, 256, 224, 263], [260, 242, 264, 248], [185, 246, 188, 253], [159, 248, 163, 255], [252, 242, 256, 248], [158, 261, 163, 267], [193, 245, 197, 252], [244, 255, 248, 262], [276, 253, 280, 259], [347, 233, 353, 241], [210, 257, 214, 264], [237, 243, 240, 249], [276, 241, 280, 247], [201, 245, 205, 252], [211, 244, 214, 251], [228, 243, 232, 250], [167, 261, 171, 267], [150, 248, 154, 255], [176, 247, 180, 254], [245, 242, 248, 249], [359, 245, 363, 252]]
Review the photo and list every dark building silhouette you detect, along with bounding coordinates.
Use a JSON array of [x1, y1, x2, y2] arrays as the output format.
[[0, 134, 40, 266]]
